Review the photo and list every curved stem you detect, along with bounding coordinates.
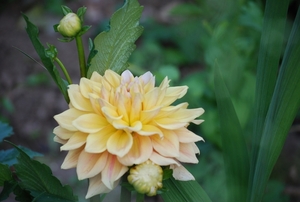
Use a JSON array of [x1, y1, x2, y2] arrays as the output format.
[[136, 193, 144, 202], [54, 57, 72, 84], [75, 35, 87, 78]]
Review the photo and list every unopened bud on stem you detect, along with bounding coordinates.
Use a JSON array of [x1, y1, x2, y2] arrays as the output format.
[[57, 13, 81, 37], [127, 160, 163, 196]]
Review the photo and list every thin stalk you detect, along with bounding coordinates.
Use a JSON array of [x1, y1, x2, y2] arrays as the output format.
[[90, 195, 100, 202], [120, 184, 131, 202], [75, 35, 87, 78], [136, 193, 144, 202], [54, 57, 72, 84]]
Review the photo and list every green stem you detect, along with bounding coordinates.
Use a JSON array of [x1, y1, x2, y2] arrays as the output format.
[[75, 35, 87, 78], [54, 57, 72, 84], [120, 184, 131, 202], [89, 194, 100, 202], [136, 193, 144, 202]]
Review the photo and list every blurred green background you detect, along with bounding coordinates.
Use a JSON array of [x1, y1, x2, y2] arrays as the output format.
[[1, 0, 300, 201]]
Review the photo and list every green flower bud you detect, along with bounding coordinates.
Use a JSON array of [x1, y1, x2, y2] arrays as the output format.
[[57, 13, 81, 37], [127, 160, 163, 196]]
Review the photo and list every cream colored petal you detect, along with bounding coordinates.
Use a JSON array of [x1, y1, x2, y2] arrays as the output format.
[[79, 77, 102, 98], [170, 164, 195, 181], [175, 127, 204, 143], [101, 154, 128, 189], [154, 118, 187, 130], [53, 126, 74, 140], [60, 131, 88, 151], [102, 106, 123, 122], [121, 70, 134, 83], [143, 88, 159, 110], [128, 121, 142, 132], [117, 134, 152, 166], [151, 130, 179, 157], [176, 143, 199, 164], [85, 125, 116, 153], [116, 94, 129, 123], [61, 147, 83, 169], [53, 136, 67, 144], [155, 103, 188, 119], [77, 151, 108, 180], [192, 119, 205, 125], [140, 107, 161, 124], [90, 71, 103, 82], [138, 125, 163, 137], [73, 113, 108, 133], [85, 174, 111, 199], [89, 94, 102, 115], [112, 119, 129, 130], [172, 108, 205, 123], [150, 151, 179, 166], [104, 70, 121, 88], [130, 93, 142, 124], [107, 130, 133, 157], [54, 108, 85, 131], [68, 87, 93, 112]]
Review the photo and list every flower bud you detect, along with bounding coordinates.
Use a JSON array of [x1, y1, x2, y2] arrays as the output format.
[[127, 160, 163, 196], [57, 13, 81, 37]]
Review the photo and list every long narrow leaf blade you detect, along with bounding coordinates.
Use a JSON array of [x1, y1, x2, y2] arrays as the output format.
[[161, 177, 212, 202], [214, 65, 249, 202], [87, 0, 143, 77], [249, 6, 300, 202], [249, 0, 289, 191]]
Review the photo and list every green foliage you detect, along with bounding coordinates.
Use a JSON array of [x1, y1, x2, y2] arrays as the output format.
[[0, 121, 13, 142], [0, 144, 78, 202], [22, 13, 69, 103], [214, 64, 249, 202], [87, 0, 144, 77], [161, 177, 212, 202]]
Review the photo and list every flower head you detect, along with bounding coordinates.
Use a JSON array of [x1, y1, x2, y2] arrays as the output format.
[[53, 70, 204, 198], [57, 13, 81, 37], [128, 160, 163, 196]]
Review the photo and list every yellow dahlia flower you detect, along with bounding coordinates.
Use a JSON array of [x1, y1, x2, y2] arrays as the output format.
[[53, 70, 204, 198]]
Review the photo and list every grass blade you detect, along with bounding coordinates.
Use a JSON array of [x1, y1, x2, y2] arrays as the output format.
[[249, 6, 300, 202], [214, 65, 249, 202]]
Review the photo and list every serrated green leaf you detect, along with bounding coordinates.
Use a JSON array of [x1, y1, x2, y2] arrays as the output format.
[[0, 146, 42, 166], [87, 0, 144, 77], [214, 64, 249, 202], [13, 183, 33, 202], [0, 164, 12, 186], [0, 181, 18, 201], [249, 5, 300, 202], [161, 177, 212, 202], [12, 145, 77, 201], [22, 13, 69, 103], [0, 121, 13, 142]]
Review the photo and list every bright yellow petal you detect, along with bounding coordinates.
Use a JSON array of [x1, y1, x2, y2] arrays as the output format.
[[174, 127, 204, 143], [176, 143, 199, 163], [60, 131, 88, 151], [61, 147, 83, 169], [73, 113, 108, 133], [79, 77, 102, 98], [143, 88, 159, 110], [102, 106, 123, 122], [172, 108, 204, 123], [77, 151, 108, 180], [54, 108, 85, 131], [53, 126, 74, 140], [101, 154, 128, 189], [107, 130, 133, 157], [118, 134, 152, 166], [85, 125, 116, 153], [68, 85, 93, 112], [85, 174, 111, 199], [130, 93, 142, 123], [150, 151, 179, 166], [151, 130, 179, 157]]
